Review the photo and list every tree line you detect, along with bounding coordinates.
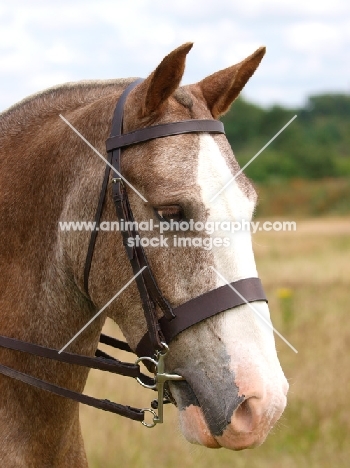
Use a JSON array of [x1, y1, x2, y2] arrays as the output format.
[[222, 93, 350, 182]]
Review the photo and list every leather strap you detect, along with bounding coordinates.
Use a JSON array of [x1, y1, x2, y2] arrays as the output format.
[[136, 278, 267, 357], [0, 363, 144, 421], [99, 333, 133, 353], [109, 79, 144, 138], [109, 79, 170, 352], [106, 120, 225, 151], [112, 183, 168, 352], [84, 151, 113, 294], [0, 335, 140, 378], [83, 78, 143, 296]]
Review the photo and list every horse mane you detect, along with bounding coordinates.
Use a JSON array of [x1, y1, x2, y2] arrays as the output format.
[[0, 78, 136, 138]]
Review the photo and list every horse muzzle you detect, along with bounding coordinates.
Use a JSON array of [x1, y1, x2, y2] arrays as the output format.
[[169, 368, 288, 450]]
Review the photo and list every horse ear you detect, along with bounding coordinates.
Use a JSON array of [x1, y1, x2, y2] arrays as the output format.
[[198, 47, 266, 118], [138, 42, 193, 117]]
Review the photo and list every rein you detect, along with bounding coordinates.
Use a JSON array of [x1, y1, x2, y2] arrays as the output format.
[[0, 79, 267, 428]]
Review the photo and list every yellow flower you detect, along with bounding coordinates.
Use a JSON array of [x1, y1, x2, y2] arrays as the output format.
[[276, 288, 293, 299]]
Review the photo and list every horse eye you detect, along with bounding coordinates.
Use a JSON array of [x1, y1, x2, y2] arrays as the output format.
[[154, 205, 184, 223]]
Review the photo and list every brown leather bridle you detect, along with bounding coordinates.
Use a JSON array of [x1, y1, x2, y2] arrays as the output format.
[[0, 79, 267, 428]]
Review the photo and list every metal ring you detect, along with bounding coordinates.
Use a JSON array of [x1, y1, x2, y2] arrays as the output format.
[[158, 342, 169, 355], [136, 376, 156, 389], [135, 356, 158, 368], [141, 408, 158, 428], [135, 356, 158, 389]]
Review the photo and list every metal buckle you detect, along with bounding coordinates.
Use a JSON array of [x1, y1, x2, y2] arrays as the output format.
[[135, 343, 184, 428], [112, 177, 123, 184]]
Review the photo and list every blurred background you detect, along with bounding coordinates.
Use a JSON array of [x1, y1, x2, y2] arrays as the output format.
[[1, 1, 349, 466]]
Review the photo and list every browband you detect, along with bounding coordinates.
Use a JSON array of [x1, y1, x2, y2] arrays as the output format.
[[106, 120, 225, 151]]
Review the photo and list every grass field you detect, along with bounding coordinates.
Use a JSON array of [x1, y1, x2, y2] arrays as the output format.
[[80, 216, 350, 468]]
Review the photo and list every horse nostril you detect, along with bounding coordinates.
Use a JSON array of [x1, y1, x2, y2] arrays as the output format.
[[232, 397, 256, 432], [230, 390, 287, 436]]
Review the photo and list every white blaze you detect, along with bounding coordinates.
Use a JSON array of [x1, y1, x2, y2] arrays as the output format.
[[171, 135, 288, 449], [197, 134, 257, 284], [196, 135, 286, 391], [169, 135, 288, 449]]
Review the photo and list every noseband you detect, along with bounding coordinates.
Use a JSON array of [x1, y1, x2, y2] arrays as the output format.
[[0, 79, 267, 428]]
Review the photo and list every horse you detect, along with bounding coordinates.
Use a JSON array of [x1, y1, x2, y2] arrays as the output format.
[[0, 42, 288, 466]]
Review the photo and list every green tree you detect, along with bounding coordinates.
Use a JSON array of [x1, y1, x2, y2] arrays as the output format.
[[222, 92, 350, 181]]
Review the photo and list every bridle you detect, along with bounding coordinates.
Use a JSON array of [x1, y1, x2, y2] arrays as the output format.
[[0, 79, 267, 428]]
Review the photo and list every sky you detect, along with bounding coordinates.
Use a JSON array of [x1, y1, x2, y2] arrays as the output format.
[[1, 0, 349, 112]]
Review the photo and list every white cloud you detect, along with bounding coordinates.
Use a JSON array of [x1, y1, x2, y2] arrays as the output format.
[[29, 71, 75, 90], [225, 0, 350, 18], [0, 0, 349, 111], [286, 21, 344, 54], [45, 43, 78, 65]]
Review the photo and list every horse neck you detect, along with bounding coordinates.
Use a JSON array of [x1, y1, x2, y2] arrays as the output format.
[[0, 84, 126, 464], [0, 85, 120, 344]]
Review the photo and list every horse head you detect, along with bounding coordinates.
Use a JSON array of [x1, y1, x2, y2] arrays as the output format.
[[0, 43, 288, 463], [89, 43, 289, 450]]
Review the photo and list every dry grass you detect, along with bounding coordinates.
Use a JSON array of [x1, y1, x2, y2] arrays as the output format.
[[80, 216, 350, 468]]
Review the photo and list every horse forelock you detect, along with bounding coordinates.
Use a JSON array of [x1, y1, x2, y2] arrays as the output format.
[[173, 88, 194, 109]]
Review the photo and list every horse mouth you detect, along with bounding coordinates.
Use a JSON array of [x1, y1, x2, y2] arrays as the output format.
[[169, 379, 200, 409], [169, 379, 222, 448]]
